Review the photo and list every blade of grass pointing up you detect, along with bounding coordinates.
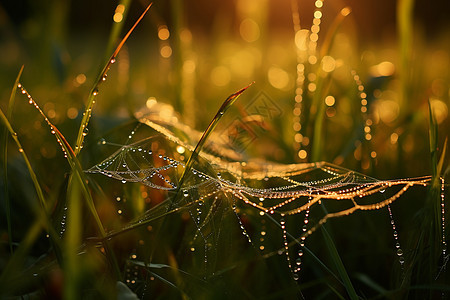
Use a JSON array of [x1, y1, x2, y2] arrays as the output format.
[[175, 82, 254, 198], [311, 8, 351, 162], [1, 65, 23, 254], [74, 2, 153, 156]]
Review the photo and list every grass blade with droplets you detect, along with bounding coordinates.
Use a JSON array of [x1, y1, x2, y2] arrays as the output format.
[[74, 2, 153, 156], [176, 82, 254, 196]]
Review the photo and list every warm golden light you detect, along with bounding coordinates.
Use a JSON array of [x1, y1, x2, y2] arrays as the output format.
[[268, 67, 290, 90], [430, 98, 448, 124], [113, 4, 125, 23], [211, 66, 231, 86], [240, 18, 260, 42], [325, 95, 335, 106], [370, 61, 395, 77], [158, 25, 170, 40], [160, 45, 172, 58], [298, 150, 307, 159], [295, 30, 309, 51], [321, 56, 336, 73], [146, 97, 157, 108]]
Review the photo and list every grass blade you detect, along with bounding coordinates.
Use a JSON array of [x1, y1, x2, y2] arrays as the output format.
[[1, 65, 23, 254], [74, 2, 153, 156], [176, 82, 254, 196], [321, 226, 358, 300]]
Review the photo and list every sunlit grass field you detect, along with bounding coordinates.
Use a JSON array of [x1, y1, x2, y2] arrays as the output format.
[[0, 0, 449, 299]]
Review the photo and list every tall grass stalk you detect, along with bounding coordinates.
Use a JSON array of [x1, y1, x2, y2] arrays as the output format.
[[397, 0, 414, 109], [74, 3, 153, 156], [311, 8, 351, 162], [1, 65, 23, 254]]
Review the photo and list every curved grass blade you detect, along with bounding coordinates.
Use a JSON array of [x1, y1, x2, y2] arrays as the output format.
[[74, 2, 153, 156], [2, 65, 23, 254]]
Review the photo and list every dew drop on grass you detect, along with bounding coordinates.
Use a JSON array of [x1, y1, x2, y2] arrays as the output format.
[[92, 88, 99, 96], [99, 138, 106, 145]]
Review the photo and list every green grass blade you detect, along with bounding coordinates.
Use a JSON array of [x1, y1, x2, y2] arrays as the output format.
[[310, 8, 351, 162], [64, 175, 83, 300], [1, 65, 23, 254], [321, 226, 358, 300], [74, 3, 153, 156], [103, 0, 131, 64], [175, 82, 253, 197], [397, 0, 414, 109]]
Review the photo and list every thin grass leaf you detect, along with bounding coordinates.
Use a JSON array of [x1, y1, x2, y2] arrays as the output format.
[[397, 0, 414, 108], [103, 0, 131, 64], [64, 175, 83, 300], [74, 2, 153, 156], [311, 8, 351, 162], [321, 226, 358, 300], [176, 82, 254, 196], [2, 65, 23, 254]]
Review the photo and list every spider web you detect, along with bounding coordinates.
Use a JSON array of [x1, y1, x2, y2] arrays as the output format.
[[86, 102, 447, 280]]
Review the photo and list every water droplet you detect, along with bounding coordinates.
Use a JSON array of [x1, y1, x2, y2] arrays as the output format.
[[296, 257, 302, 265], [183, 190, 189, 197], [293, 273, 299, 281], [99, 138, 106, 145], [92, 88, 99, 96], [396, 249, 403, 256], [110, 58, 116, 64], [380, 189, 385, 193], [121, 180, 127, 184], [399, 256, 405, 264], [18, 148, 23, 153]]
